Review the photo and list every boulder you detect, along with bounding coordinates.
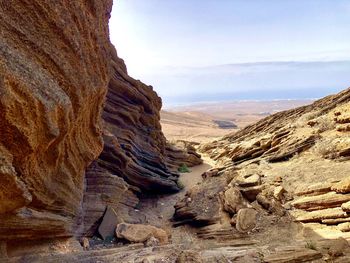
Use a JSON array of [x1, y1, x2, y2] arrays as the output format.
[[115, 223, 168, 245], [223, 187, 250, 214], [235, 208, 258, 233], [328, 238, 350, 257]]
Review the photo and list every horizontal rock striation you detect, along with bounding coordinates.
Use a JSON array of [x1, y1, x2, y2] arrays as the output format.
[[200, 88, 350, 165], [91, 47, 181, 193], [165, 141, 203, 170], [0, 0, 112, 240]]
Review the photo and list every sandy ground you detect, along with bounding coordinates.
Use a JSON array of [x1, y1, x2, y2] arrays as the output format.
[[161, 100, 313, 143], [138, 162, 212, 242]]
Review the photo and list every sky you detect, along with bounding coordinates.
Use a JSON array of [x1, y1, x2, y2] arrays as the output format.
[[109, 0, 350, 105]]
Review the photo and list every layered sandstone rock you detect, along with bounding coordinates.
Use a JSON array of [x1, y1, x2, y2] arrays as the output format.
[[0, 0, 112, 240], [91, 47, 181, 193], [165, 140, 203, 170], [200, 88, 350, 165]]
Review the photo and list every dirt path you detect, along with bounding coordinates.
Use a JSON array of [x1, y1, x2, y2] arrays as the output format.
[[138, 162, 212, 232]]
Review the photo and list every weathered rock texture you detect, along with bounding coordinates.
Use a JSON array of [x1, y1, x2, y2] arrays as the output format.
[[200, 88, 350, 165], [0, 0, 112, 240], [90, 47, 181, 193]]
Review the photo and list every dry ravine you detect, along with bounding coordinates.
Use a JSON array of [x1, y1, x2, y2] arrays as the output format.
[[0, 1, 350, 263]]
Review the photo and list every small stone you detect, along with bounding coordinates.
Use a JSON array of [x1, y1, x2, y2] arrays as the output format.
[[273, 186, 285, 200], [274, 176, 283, 183], [144, 236, 160, 247], [235, 208, 258, 233], [230, 214, 237, 226], [80, 237, 89, 250]]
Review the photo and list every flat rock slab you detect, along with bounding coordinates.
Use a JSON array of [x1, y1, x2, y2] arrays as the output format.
[[263, 248, 322, 263], [291, 192, 350, 211], [291, 207, 349, 223]]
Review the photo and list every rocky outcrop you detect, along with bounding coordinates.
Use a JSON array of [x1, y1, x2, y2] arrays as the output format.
[[0, 0, 112, 241], [200, 88, 350, 165], [165, 140, 203, 170], [90, 47, 181, 193]]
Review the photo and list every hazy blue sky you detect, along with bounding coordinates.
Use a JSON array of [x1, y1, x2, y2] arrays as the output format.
[[110, 0, 350, 105]]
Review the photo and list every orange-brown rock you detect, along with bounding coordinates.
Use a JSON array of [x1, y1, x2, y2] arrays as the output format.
[[0, 0, 112, 240]]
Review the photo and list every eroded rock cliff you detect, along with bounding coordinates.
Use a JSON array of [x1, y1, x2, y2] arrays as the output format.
[[92, 47, 180, 193], [0, 0, 113, 240]]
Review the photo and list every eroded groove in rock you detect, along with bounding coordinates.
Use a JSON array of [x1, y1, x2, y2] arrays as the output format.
[[90, 46, 181, 193], [0, 0, 113, 240]]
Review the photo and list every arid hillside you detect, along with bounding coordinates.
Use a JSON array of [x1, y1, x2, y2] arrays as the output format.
[[161, 100, 313, 143], [1, 1, 350, 262]]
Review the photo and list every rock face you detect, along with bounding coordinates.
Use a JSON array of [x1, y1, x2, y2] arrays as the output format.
[[0, 0, 112, 240], [90, 47, 181, 193]]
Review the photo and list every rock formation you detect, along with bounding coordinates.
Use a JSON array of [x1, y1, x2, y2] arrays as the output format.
[[0, 0, 112, 241], [89, 47, 202, 193]]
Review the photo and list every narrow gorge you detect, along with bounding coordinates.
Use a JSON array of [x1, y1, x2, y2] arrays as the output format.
[[0, 1, 350, 262]]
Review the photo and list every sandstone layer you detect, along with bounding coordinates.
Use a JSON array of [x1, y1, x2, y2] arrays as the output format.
[[0, 0, 112, 240]]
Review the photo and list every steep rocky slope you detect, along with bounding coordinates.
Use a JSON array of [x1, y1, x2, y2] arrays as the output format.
[[0, 0, 112, 241], [0, 0, 202, 253], [171, 88, 350, 261]]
